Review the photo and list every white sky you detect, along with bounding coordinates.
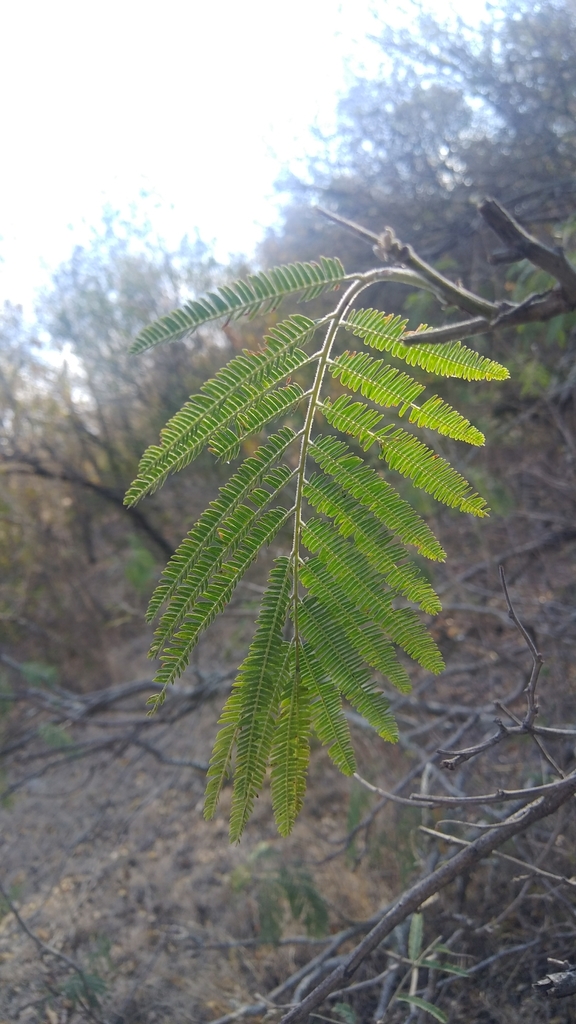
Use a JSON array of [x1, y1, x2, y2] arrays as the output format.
[[1, 0, 386, 315], [2, 1, 490, 318]]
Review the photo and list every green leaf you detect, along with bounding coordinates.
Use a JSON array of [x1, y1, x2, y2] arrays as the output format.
[[308, 435, 445, 561], [208, 384, 305, 462], [345, 307, 509, 381], [125, 316, 314, 503], [303, 473, 441, 613], [152, 507, 289, 696], [301, 518, 444, 673], [228, 559, 294, 841], [147, 428, 296, 621], [271, 654, 312, 837], [409, 911, 424, 961], [330, 350, 485, 444], [148, 467, 293, 657], [298, 596, 399, 740], [297, 639, 357, 775], [332, 1003, 357, 1024], [322, 397, 489, 516], [130, 259, 346, 352], [127, 256, 502, 837], [299, 557, 412, 693], [396, 996, 447, 1022], [331, 350, 426, 408], [422, 959, 469, 977]]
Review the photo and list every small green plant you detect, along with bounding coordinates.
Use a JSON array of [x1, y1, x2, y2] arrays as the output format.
[[60, 970, 107, 1009], [37, 722, 73, 749], [0, 882, 23, 921], [332, 1002, 357, 1024], [394, 912, 469, 1023], [59, 936, 111, 1010], [125, 535, 158, 592], [20, 661, 59, 688], [231, 842, 328, 944], [125, 255, 508, 839]]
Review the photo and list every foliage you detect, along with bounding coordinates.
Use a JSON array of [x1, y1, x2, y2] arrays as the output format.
[[125, 535, 158, 593], [37, 722, 73, 749], [0, 212, 232, 675], [392, 913, 469, 1023], [19, 661, 59, 688], [231, 842, 328, 944], [126, 256, 507, 840]]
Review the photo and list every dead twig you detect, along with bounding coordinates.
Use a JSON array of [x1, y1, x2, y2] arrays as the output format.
[[0, 880, 106, 1024], [419, 826, 576, 888], [277, 769, 576, 1024]]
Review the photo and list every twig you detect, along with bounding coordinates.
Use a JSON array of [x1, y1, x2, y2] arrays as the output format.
[[438, 719, 511, 770], [277, 769, 576, 1024], [499, 565, 544, 729], [131, 738, 208, 771], [479, 198, 576, 304], [418, 826, 576, 887], [499, 565, 566, 777], [354, 773, 575, 808], [317, 206, 497, 318], [437, 939, 539, 990], [0, 880, 106, 1023], [320, 716, 479, 860]]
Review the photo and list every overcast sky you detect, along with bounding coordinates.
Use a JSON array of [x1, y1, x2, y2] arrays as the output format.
[[1, 0, 388, 315], [2, 1, 491, 318]]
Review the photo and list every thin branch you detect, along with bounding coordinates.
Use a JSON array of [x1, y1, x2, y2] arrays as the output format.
[[438, 719, 511, 770], [277, 769, 576, 1024], [0, 879, 105, 1023], [499, 565, 544, 729], [131, 738, 208, 771], [354, 772, 575, 808], [318, 201, 576, 347], [419, 826, 576, 888], [319, 206, 497, 318], [479, 198, 576, 304]]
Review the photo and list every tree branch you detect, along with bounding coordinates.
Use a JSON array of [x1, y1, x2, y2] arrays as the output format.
[[479, 198, 576, 304], [318, 200, 576, 346], [278, 769, 576, 1024]]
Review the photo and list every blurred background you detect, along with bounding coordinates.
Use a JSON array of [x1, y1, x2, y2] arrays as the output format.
[[1, 2, 576, 1022]]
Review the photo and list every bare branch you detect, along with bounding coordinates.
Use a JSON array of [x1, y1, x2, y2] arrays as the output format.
[[354, 772, 576, 808], [419, 826, 576, 888], [318, 206, 497, 319], [277, 770, 576, 1024], [499, 565, 544, 730], [438, 719, 511, 770], [0, 879, 105, 1023], [318, 200, 576, 347], [480, 198, 576, 304]]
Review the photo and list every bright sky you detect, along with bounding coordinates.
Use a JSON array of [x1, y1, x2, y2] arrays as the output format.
[[1, 0, 387, 316]]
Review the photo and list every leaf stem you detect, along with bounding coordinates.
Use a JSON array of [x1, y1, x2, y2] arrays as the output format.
[[291, 273, 385, 658]]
